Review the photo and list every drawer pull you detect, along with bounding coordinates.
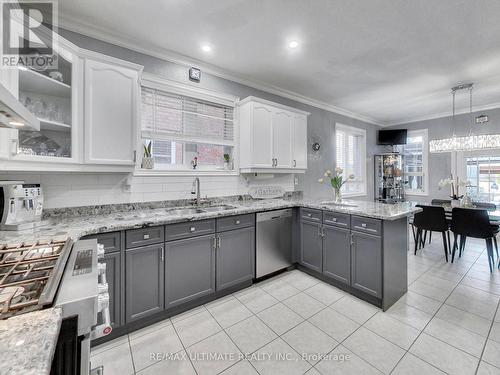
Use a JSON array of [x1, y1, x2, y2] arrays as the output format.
[[307, 213, 312, 217], [361, 223, 367, 228], [332, 218, 337, 222], [235, 220, 240, 225], [190, 227, 196, 232], [354, 225, 377, 233], [143, 234, 150, 240]]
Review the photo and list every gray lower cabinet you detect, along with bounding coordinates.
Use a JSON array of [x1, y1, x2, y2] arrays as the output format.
[[125, 244, 164, 323], [165, 234, 216, 309], [102, 251, 121, 328], [351, 231, 382, 298], [216, 226, 255, 291], [300, 220, 323, 272], [323, 225, 350, 284]]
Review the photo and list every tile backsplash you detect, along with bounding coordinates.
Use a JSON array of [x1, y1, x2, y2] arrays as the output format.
[[0, 172, 295, 209]]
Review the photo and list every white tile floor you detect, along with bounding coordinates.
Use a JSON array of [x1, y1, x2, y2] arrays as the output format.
[[91, 234, 500, 375]]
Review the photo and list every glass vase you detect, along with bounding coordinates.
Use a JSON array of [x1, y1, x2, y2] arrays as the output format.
[[334, 189, 342, 203]]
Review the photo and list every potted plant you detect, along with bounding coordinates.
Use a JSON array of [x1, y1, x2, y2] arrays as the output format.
[[438, 174, 469, 207], [142, 141, 154, 169], [223, 153, 231, 170], [318, 167, 354, 203]]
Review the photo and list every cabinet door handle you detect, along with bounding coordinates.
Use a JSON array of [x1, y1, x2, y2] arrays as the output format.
[[160, 247, 164, 262], [351, 233, 354, 246], [190, 226, 196, 232], [293, 159, 297, 167], [143, 233, 150, 240], [11, 138, 18, 156], [217, 236, 221, 248], [212, 237, 217, 250], [275, 158, 278, 166]]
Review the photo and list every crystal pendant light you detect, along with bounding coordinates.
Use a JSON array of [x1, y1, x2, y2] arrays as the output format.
[[429, 84, 500, 152]]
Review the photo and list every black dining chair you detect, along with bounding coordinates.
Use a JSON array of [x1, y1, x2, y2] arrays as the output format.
[[450, 207, 499, 272], [413, 205, 451, 261], [426, 199, 452, 245]]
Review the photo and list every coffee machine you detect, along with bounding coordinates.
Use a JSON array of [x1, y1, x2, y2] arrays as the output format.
[[0, 181, 45, 230]]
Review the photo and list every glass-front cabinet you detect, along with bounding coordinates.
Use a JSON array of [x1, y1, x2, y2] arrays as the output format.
[[14, 37, 79, 162], [374, 153, 405, 203]]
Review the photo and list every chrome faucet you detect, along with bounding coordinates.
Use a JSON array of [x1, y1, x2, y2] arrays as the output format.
[[191, 177, 201, 206]]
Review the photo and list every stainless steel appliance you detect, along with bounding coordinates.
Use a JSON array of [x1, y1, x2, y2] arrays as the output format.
[[256, 209, 292, 278], [0, 238, 111, 374], [374, 153, 406, 203], [0, 181, 45, 230]]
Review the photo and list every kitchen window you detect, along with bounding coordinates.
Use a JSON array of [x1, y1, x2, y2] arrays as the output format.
[[140, 75, 238, 173], [335, 123, 366, 196], [399, 129, 428, 195]]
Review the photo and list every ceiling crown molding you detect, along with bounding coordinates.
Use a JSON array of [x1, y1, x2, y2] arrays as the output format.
[[57, 14, 386, 126], [384, 101, 500, 127]]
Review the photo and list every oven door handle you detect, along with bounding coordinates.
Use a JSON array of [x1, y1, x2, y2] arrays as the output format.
[[90, 292, 112, 340]]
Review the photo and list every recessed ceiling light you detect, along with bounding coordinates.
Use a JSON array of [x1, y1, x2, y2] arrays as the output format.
[[9, 121, 24, 127], [201, 45, 211, 52], [288, 40, 299, 49]]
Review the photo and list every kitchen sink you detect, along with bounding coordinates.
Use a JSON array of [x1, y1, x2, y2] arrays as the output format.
[[202, 204, 237, 212], [166, 207, 206, 215]]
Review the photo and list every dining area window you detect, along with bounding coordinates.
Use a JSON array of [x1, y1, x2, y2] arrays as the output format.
[[466, 156, 500, 204]]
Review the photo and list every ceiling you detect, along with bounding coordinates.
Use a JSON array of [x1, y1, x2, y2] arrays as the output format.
[[58, 0, 500, 125]]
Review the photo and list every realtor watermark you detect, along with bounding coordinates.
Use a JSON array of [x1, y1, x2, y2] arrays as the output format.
[[150, 351, 351, 363], [1, 0, 58, 70]]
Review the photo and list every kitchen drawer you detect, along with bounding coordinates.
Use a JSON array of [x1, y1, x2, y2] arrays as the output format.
[[300, 208, 322, 223], [86, 231, 121, 253], [351, 216, 382, 236], [165, 219, 215, 241], [216, 214, 255, 232], [323, 212, 350, 229], [126, 226, 165, 249]]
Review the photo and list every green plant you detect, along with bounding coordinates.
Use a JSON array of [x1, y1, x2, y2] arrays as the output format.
[[318, 167, 354, 190], [143, 141, 152, 158], [223, 153, 230, 162]]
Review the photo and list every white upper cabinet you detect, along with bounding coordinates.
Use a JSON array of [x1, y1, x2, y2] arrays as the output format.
[[292, 114, 308, 169], [272, 110, 293, 168], [83, 56, 142, 165], [238, 96, 309, 173]]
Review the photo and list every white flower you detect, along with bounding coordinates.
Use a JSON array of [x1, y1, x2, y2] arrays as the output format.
[[318, 178, 324, 183], [335, 167, 343, 175], [326, 170, 332, 176], [348, 174, 355, 180], [324, 172, 328, 177]]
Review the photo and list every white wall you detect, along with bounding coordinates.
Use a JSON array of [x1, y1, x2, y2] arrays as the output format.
[[0, 172, 294, 209]]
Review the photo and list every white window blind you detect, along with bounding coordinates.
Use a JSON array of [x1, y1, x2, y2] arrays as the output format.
[[140, 85, 236, 171], [335, 124, 366, 195]]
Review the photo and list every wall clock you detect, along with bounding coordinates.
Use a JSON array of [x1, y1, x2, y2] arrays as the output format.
[[189, 67, 201, 82]]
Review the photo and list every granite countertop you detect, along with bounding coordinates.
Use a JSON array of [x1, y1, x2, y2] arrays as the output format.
[[0, 198, 420, 247], [0, 308, 62, 375]]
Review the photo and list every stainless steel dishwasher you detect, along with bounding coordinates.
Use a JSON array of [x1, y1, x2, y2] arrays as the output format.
[[256, 209, 293, 278]]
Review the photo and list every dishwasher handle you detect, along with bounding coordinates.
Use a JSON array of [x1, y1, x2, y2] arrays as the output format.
[[256, 209, 293, 222]]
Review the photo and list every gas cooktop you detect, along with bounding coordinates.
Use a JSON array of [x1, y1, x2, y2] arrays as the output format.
[[0, 239, 72, 319]]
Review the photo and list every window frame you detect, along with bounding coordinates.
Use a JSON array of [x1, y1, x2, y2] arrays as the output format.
[[335, 123, 367, 197], [136, 73, 240, 176], [402, 128, 429, 196]]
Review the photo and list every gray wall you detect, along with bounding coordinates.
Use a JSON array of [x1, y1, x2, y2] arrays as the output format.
[[60, 29, 381, 201], [387, 107, 500, 201]]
